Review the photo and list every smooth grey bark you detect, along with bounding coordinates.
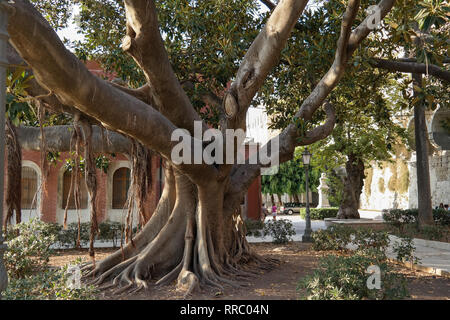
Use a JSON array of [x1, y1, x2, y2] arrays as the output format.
[[412, 72, 434, 227], [17, 125, 132, 154]]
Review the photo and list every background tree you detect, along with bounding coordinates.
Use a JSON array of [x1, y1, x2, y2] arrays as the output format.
[[362, 0, 449, 227], [4, 0, 398, 294], [259, 0, 447, 219], [261, 155, 320, 205]]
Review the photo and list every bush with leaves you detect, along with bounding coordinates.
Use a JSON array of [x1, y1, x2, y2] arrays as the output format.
[[297, 251, 409, 300], [383, 208, 450, 229], [312, 226, 390, 253], [244, 219, 265, 237], [2, 262, 97, 300], [299, 207, 339, 220], [5, 219, 56, 278], [263, 219, 296, 244], [97, 221, 124, 247], [54, 222, 91, 248], [311, 225, 353, 251], [392, 236, 420, 265]]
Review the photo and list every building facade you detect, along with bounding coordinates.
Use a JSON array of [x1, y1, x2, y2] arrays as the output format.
[[360, 106, 450, 211]]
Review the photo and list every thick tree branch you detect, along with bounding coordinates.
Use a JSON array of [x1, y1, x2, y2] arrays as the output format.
[[347, 0, 396, 53], [370, 58, 450, 83], [122, 0, 203, 134], [294, 0, 360, 121], [228, 0, 396, 199], [6, 0, 218, 184], [224, 0, 309, 130], [17, 125, 132, 154]]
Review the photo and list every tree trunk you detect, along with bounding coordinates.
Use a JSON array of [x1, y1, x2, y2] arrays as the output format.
[[82, 164, 273, 295], [276, 193, 283, 207], [270, 194, 275, 206], [412, 72, 434, 227], [337, 155, 364, 219], [293, 193, 300, 203]]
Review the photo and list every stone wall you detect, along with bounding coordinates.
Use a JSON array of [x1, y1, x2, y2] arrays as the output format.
[[360, 150, 449, 210]]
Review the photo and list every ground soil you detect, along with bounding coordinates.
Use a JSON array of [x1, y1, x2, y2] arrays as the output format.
[[49, 242, 449, 300]]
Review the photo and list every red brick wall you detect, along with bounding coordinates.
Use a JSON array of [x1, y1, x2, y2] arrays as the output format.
[[4, 150, 162, 224]]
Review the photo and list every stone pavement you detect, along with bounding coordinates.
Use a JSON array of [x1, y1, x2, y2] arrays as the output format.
[[387, 235, 450, 275], [246, 215, 326, 243], [246, 214, 450, 276]]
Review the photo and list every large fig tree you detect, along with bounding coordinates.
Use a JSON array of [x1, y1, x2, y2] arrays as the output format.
[[3, 0, 398, 294]]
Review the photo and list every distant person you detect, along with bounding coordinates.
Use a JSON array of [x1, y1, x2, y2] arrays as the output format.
[[271, 204, 277, 220], [439, 203, 444, 210], [445, 204, 449, 211]]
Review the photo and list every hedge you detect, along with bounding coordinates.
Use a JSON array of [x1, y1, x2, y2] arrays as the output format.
[[382, 208, 450, 227], [48, 221, 138, 248], [299, 207, 339, 220]]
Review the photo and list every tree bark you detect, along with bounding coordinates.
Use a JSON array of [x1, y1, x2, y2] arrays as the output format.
[[412, 72, 434, 227], [337, 154, 364, 219]]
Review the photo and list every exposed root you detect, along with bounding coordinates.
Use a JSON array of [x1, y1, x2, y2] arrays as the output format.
[[80, 174, 279, 297]]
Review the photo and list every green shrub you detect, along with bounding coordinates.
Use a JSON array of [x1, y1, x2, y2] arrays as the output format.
[[311, 225, 353, 251], [392, 236, 420, 265], [54, 221, 133, 248], [263, 219, 296, 244], [2, 262, 97, 300], [420, 224, 446, 241], [433, 209, 450, 226], [299, 207, 339, 220], [311, 226, 390, 254], [383, 208, 450, 228], [297, 252, 408, 300], [98, 221, 124, 247], [5, 219, 56, 278], [244, 219, 265, 237]]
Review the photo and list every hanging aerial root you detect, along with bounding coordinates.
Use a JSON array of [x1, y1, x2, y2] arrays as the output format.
[[80, 120, 99, 259], [5, 118, 22, 228]]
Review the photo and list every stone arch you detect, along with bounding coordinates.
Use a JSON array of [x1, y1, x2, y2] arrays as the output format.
[[406, 116, 436, 155], [56, 165, 90, 225], [429, 105, 450, 150], [20, 160, 42, 222], [106, 161, 138, 224]]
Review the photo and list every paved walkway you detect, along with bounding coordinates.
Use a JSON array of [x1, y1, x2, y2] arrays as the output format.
[[247, 214, 450, 276], [246, 215, 326, 243]]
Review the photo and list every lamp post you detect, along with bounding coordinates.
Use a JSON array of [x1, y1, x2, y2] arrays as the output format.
[[0, 1, 8, 296], [302, 147, 312, 243]]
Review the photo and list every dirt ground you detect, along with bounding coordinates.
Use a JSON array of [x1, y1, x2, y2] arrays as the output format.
[[49, 242, 450, 300]]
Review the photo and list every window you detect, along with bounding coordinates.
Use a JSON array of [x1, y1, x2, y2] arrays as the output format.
[[112, 167, 131, 209], [62, 170, 88, 209], [21, 166, 38, 209]]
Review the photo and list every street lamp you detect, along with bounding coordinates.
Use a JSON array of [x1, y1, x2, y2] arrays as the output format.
[[0, 1, 9, 296], [302, 147, 312, 243]]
